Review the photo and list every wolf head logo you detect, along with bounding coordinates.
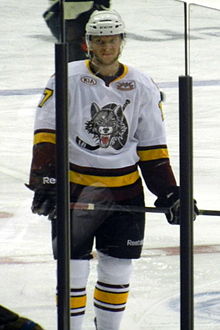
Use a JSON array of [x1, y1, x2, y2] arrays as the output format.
[[85, 101, 129, 150]]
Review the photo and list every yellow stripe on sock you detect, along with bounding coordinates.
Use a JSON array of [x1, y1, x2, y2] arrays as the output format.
[[70, 295, 87, 309], [94, 288, 129, 305]]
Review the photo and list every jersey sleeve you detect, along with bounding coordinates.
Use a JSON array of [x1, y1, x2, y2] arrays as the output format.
[[136, 78, 177, 196], [28, 76, 57, 190], [34, 75, 56, 131], [135, 78, 166, 148]]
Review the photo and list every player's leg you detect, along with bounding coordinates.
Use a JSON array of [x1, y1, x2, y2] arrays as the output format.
[[68, 200, 109, 329], [69, 259, 90, 330], [94, 252, 132, 330], [52, 218, 93, 330], [52, 187, 111, 330], [94, 193, 145, 330]]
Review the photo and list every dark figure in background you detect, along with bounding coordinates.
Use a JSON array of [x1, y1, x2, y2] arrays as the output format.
[[0, 305, 43, 329], [43, 0, 111, 61]]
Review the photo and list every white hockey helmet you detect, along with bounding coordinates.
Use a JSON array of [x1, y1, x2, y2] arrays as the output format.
[[85, 10, 126, 38]]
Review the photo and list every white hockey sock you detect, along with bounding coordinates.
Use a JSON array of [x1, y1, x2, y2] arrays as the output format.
[[94, 252, 132, 330], [69, 259, 90, 330]]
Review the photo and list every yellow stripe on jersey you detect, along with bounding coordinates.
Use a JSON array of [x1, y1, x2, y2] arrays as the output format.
[[94, 288, 129, 305], [112, 64, 128, 82], [137, 147, 169, 162], [69, 170, 140, 187], [34, 132, 56, 145], [70, 295, 87, 309]]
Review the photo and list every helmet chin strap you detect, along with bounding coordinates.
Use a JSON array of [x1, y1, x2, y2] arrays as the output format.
[[90, 55, 101, 75]]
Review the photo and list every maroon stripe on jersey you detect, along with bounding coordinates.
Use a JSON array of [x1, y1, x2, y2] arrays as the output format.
[[69, 162, 138, 177]]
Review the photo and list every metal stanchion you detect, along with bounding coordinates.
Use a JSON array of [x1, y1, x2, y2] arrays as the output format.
[[179, 75, 194, 330], [55, 1, 70, 329]]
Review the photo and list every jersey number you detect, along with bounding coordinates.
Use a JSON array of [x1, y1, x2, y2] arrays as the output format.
[[38, 88, 53, 108]]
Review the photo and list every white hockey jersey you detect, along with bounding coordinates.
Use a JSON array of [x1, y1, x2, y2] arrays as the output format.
[[33, 60, 169, 193]]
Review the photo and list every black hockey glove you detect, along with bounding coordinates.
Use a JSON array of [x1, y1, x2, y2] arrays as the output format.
[[154, 186, 198, 225], [31, 188, 56, 218], [26, 177, 56, 219]]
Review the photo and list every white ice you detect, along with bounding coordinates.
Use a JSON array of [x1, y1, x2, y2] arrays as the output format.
[[0, 0, 220, 329]]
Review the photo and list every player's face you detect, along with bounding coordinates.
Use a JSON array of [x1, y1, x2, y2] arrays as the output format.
[[90, 35, 122, 66]]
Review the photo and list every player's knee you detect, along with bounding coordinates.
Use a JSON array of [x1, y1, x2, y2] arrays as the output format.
[[70, 259, 90, 287], [97, 251, 133, 284]]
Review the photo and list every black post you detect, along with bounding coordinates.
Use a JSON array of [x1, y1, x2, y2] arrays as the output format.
[[55, 1, 70, 329], [55, 42, 70, 330], [184, 2, 188, 75], [179, 75, 194, 330]]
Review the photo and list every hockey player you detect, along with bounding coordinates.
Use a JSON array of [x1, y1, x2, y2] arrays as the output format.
[[27, 10, 198, 330], [0, 305, 43, 329], [43, 0, 111, 61]]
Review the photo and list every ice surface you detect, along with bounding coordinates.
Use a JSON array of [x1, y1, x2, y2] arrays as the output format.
[[0, 0, 220, 329]]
